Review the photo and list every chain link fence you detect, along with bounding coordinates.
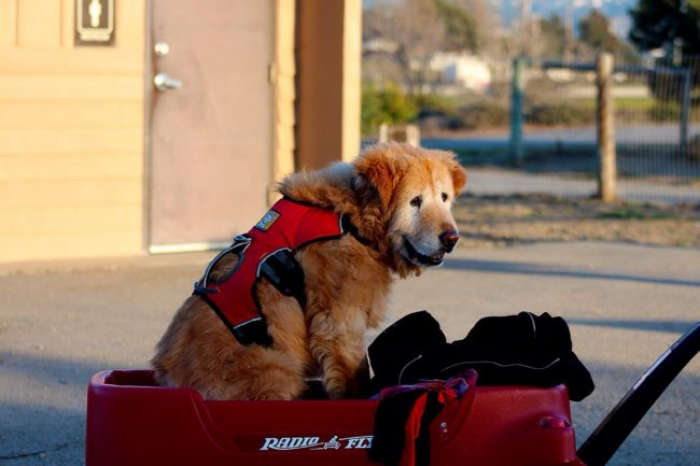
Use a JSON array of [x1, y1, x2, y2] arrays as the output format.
[[426, 54, 700, 205]]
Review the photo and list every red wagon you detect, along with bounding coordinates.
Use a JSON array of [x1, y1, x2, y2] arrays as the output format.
[[85, 322, 698, 466]]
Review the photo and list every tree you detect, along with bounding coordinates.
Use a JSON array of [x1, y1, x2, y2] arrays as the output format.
[[539, 14, 566, 59], [629, 0, 700, 56], [578, 9, 621, 53], [629, 0, 700, 101], [363, 0, 446, 94], [434, 0, 479, 52]]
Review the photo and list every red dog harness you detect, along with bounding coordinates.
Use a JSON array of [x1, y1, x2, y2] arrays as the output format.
[[194, 197, 348, 345]]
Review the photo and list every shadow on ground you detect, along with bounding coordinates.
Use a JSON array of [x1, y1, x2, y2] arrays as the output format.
[[568, 317, 698, 334], [573, 359, 699, 466], [442, 257, 700, 288]]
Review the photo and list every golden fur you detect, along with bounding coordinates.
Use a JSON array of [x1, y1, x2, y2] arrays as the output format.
[[151, 143, 467, 400]]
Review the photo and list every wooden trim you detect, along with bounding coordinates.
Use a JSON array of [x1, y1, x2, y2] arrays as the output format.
[[142, 0, 154, 254], [294, 0, 361, 170], [149, 242, 229, 254], [272, 0, 296, 190], [341, 0, 361, 162]]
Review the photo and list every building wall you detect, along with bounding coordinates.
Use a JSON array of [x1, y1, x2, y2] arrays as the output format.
[[295, 0, 361, 170], [0, 0, 146, 262]]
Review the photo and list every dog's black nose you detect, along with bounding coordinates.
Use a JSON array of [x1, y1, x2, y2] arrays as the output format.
[[439, 230, 459, 252]]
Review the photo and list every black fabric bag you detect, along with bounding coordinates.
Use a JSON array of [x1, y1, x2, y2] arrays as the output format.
[[367, 311, 594, 401], [367, 311, 447, 391]]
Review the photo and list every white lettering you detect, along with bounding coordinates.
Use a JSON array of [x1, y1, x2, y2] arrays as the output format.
[[356, 437, 371, 449], [342, 436, 373, 449], [261, 435, 376, 451], [305, 437, 320, 448], [278, 438, 291, 449], [288, 437, 303, 448], [260, 437, 321, 451], [260, 437, 279, 451]]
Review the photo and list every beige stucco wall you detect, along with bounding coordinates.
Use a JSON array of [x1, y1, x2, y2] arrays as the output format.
[[0, 0, 146, 262]]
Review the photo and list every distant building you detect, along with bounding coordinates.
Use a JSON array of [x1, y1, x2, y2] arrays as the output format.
[[429, 52, 492, 93], [362, 38, 398, 54]]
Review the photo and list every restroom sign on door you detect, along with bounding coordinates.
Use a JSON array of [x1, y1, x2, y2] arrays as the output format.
[[75, 0, 115, 45]]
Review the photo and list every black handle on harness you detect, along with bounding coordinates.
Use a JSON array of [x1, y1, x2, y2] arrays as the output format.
[[259, 249, 307, 308], [577, 321, 700, 466]]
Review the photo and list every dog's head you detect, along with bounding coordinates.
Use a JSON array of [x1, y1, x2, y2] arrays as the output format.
[[355, 143, 467, 272]]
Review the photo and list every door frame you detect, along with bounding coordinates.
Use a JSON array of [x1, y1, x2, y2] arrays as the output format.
[[142, 0, 153, 254]]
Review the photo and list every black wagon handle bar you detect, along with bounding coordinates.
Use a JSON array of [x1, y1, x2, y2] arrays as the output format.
[[577, 321, 700, 466]]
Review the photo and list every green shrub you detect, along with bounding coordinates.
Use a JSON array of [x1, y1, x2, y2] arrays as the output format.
[[458, 102, 510, 129], [649, 101, 681, 122], [527, 103, 595, 126], [414, 93, 459, 119], [361, 84, 418, 136]]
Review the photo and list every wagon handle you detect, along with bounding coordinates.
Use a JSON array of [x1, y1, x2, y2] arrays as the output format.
[[577, 321, 700, 466]]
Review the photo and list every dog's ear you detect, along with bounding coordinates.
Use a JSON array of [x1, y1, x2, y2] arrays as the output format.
[[355, 148, 401, 206], [443, 154, 467, 195]]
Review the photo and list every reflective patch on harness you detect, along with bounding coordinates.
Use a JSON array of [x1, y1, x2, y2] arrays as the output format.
[[254, 210, 280, 231]]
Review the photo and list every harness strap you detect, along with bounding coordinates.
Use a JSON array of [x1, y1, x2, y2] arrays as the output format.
[[193, 198, 348, 347]]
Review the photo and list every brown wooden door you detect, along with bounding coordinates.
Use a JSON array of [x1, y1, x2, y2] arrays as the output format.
[[149, 0, 273, 250]]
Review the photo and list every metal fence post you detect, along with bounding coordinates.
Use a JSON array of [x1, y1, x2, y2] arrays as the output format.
[[596, 53, 616, 202], [509, 57, 525, 166], [680, 68, 691, 156]]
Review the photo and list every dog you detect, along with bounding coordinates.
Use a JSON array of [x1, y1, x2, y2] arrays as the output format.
[[151, 143, 467, 400]]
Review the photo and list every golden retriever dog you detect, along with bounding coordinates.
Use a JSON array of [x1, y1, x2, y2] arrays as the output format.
[[151, 143, 467, 400]]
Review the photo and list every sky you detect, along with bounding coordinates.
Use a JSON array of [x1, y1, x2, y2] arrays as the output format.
[[362, 0, 637, 37], [500, 0, 635, 36]]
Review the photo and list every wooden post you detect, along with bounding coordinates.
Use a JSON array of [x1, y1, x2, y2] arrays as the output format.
[[596, 53, 617, 202], [378, 124, 421, 147], [509, 57, 525, 166]]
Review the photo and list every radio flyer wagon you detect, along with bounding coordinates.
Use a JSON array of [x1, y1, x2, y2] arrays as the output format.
[[85, 322, 699, 466]]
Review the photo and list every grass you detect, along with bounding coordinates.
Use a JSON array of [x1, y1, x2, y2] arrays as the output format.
[[576, 97, 656, 111], [452, 194, 700, 249], [596, 206, 679, 220]]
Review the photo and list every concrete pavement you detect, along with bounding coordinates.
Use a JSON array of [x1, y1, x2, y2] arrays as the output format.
[[0, 242, 698, 465]]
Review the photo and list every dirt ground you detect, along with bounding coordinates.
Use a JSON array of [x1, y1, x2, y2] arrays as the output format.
[[453, 193, 700, 249]]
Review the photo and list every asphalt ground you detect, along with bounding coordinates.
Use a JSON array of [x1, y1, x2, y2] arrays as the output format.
[[0, 241, 698, 466]]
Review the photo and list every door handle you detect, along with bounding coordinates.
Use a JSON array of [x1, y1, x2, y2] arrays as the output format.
[[154, 73, 183, 91]]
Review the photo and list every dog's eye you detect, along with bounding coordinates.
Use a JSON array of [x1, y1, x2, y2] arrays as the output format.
[[410, 196, 422, 208], [441, 192, 448, 202]]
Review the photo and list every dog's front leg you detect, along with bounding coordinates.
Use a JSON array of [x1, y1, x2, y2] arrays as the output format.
[[309, 310, 367, 399]]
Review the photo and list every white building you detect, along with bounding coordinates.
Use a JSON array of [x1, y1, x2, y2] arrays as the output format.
[[430, 52, 492, 92]]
